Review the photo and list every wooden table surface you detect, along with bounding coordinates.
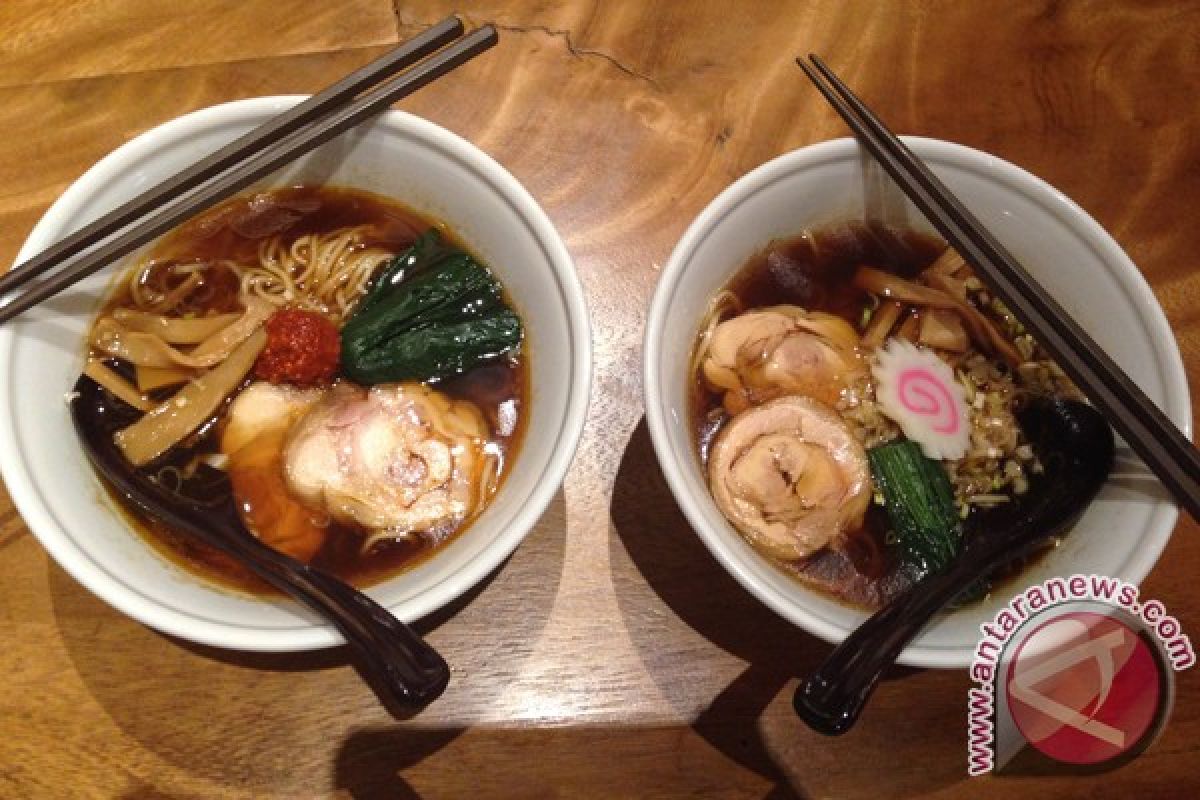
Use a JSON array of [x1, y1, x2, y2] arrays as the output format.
[[1, 2, 1197, 797]]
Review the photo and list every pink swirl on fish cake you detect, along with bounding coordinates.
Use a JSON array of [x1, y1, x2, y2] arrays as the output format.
[[896, 367, 961, 434]]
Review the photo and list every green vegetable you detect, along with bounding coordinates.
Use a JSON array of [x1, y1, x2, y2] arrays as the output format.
[[340, 230, 522, 383], [868, 439, 961, 579], [343, 310, 522, 384], [343, 253, 503, 351], [355, 229, 457, 315]]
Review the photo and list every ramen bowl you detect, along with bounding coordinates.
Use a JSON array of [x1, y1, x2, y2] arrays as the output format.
[[643, 136, 1190, 668], [0, 97, 591, 652]]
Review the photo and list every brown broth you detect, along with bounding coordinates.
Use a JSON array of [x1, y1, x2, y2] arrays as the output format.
[[87, 186, 528, 594], [156, 185, 436, 263], [690, 222, 947, 609]]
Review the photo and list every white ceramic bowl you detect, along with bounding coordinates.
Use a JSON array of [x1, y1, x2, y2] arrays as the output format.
[[644, 136, 1190, 668], [0, 97, 591, 652]]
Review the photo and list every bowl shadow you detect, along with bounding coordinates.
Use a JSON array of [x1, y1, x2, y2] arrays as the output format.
[[330, 723, 805, 800], [610, 419, 828, 668], [609, 417, 967, 797], [50, 489, 567, 792]]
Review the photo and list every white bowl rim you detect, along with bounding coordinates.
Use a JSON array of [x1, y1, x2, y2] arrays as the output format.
[[0, 96, 592, 651], [643, 135, 1191, 669]]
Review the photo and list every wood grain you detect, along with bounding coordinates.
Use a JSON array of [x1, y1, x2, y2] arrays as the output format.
[[0, 0, 397, 87], [0, 1, 1197, 797]]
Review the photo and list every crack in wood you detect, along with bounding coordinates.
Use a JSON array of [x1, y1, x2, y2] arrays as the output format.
[[389, 5, 659, 89], [494, 23, 661, 89]]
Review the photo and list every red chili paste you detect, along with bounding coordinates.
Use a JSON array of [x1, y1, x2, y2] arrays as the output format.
[[254, 309, 340, 386]]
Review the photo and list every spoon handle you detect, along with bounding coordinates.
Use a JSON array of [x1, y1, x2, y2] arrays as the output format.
[[195, 524, 452, 716], [69, 376, 450, 717], [793, 549, 1005, 735], [794, 399, 1115, 735]]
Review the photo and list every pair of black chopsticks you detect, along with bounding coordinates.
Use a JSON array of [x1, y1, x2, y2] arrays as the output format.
[[0, 16, 496, 324], [798, 55, 1200, 521]]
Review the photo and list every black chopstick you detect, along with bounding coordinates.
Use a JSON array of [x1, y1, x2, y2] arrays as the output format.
[[798, 54, 1200, 521], [0, 15, 465, 301], [0, 24, 497, 325]]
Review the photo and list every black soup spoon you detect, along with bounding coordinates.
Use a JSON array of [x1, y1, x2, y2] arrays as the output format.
[[70, 374, 451, 717], [794, 397, 1116, 735]]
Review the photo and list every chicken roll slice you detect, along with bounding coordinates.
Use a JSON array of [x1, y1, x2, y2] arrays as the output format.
[[283, 383, 490, 540], [708, 395, 871, 561], [701, 305, 864, 412]]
